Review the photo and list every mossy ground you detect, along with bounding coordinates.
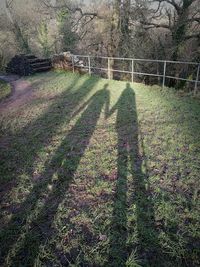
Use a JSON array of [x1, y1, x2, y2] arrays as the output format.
[[0, 80, 11, 100]]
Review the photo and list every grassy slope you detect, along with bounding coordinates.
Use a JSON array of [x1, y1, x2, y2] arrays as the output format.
[[0, 80, 11, 100], [0, 71, 199, 267]]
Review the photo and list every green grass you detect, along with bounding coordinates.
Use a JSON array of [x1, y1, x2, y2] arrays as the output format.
[[0, 80, 11, 100], [0, 71, 200, 267]]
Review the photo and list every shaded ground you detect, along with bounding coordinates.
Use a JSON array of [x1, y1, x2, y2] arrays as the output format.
[[0, 71, 200, 267], [0, 75, 34, 111]]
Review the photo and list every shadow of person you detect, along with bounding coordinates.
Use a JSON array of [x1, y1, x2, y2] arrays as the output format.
[[2, 84, 110, 267], [107, 83, 159, 267], [0, 75, 100, 264]]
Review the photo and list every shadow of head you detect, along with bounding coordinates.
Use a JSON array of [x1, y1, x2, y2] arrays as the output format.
[[103, 83, 109, 90]]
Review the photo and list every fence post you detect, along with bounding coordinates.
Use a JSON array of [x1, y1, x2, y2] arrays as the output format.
[[108, 57, 110, 80], [88, 56, 91, 75], [194, 64, 200, 95], [162, 61, 167, 89], [131, 59, 134, 83], [72, 55, 75, 73]]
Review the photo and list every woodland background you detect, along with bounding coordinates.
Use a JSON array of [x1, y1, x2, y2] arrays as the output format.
[[0, 0, 199, 87]]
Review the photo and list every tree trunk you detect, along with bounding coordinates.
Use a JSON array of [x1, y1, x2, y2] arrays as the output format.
[[169, 0, 193, 87], [5, 0, 31, 54], [108, 0, 121, 79], [108, 0, 131, 80]]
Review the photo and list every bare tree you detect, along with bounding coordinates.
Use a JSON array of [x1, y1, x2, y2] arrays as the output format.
[[138, 0, 200, 61], [5, 0, 32, 53]]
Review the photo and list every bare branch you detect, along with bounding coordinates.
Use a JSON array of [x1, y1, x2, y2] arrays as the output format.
[[5, 0, 14, 8], [165, 8, 172, 28], [184, 33, 200, 40], [72, 14, 97, 30], [151, 0, 181, 14], [188, 17, 200, 23], [42, 0, 100, 18], [141, 21, 170, 29]]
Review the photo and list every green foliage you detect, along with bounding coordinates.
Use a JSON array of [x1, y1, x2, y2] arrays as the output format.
[[57, 10, 77, 51], [56, 9, 69, 23], [38, 21, 51, 57], [0, 52, 6, 71], [0, 80, 11, 100], [14, 22, 31, 54], [61, 26, 77, 51]]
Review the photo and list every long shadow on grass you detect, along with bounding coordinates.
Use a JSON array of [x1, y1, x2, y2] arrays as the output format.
[[0, 74, 101, 264], [3, 84, 109, 266], [107, 83, 160, 266], [0, 73, 97, 188]]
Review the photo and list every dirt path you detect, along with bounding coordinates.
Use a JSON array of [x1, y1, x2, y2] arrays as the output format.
[[0, 75, 34, 111]]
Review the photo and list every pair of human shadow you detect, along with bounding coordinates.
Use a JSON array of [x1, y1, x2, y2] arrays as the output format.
[[1, 82, 159, 266]]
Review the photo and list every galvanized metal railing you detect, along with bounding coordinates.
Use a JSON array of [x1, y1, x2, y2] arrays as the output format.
[[72, 55, 200, 92]]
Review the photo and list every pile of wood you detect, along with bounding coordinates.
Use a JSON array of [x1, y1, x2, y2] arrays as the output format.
[[7, 52, 88, 76], [6, 54, 52, 76], [51, 52, 88, 74]]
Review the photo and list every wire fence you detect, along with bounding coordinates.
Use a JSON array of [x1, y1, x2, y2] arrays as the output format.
[[72, 55, 200, 92]]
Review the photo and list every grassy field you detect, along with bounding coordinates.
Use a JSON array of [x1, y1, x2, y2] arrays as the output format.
[[0, 71, 200, 267], [0, 80, 11, 100]]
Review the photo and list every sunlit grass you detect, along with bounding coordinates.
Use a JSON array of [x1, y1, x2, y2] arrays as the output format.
[[0, 71, 200, 267]]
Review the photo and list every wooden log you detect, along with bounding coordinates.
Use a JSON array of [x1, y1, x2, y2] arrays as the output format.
[[6, 54, 52, 76]]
